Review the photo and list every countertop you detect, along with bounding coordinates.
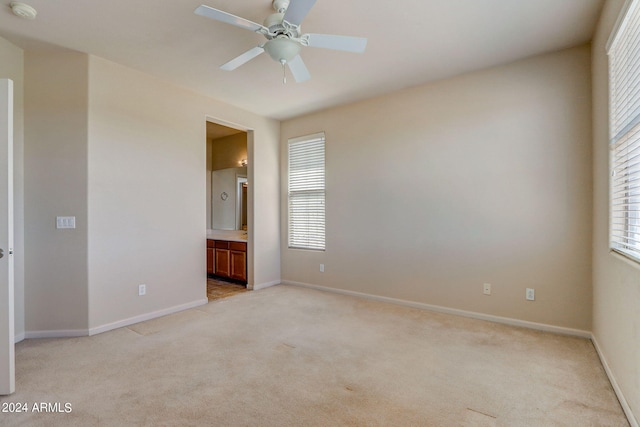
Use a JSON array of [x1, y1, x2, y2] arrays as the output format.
[[206, 229, 248, 242]]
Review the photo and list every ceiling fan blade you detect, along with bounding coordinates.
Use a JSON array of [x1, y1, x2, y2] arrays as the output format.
[[195, 5, 267, 33], [287, 55, 311, 83], [283, 0, 317, 26], [220, 46, 265, 71], [306, 34, 367, 53]]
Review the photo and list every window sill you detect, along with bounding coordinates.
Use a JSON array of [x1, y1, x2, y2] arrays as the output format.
[[610, 249, 640, 272]]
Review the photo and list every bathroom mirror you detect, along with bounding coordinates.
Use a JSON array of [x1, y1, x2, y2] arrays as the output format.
[[211, 167, 247, 230]]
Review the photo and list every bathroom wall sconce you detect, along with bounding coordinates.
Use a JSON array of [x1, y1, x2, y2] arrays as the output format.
[[240, 159, 248, 167]]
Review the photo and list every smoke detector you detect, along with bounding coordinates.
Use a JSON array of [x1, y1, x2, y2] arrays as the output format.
[[10, 2, 37, 20]]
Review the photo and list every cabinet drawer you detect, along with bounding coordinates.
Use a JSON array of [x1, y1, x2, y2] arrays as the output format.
[[207, 239, 215, 248], [230, 242, 247, 251], [215, 240, 229, 249]]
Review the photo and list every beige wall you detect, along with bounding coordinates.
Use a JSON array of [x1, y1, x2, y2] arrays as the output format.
[[592, 0, 640, 424], [87, 56, 280, 328], [250, 125, 281, 289], [0, 37, 24, 339], [19, 50, 280, 334], [24, 50, 89, 333], [281, 45, 593, 331]]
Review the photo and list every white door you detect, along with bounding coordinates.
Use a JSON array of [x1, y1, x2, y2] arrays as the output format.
[[0, 79, 15, 395]]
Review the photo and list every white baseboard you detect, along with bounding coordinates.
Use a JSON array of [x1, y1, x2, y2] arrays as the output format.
[[592, 335, 639, 427], [21, 299, 210, 339], [89, 298, 209, 336], [251, 280, 280, 291], [25, 329, 89, 339], [14, 331, 24, 343], [283, 280, 592, 338]]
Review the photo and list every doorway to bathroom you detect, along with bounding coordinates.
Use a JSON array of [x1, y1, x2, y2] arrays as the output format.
[[205, 120, 249, 300]]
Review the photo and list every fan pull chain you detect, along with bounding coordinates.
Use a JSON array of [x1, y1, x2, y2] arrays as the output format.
[[281, 60, 287, 84]]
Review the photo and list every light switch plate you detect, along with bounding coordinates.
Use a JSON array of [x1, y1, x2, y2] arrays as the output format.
[[56, 216, 76, 229]]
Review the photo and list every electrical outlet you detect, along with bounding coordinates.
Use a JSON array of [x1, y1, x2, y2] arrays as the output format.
[[320, 264, 325, 273], [526, 288, 535, 301], [138, 284, 146, 296], [483, 283, 491, 295]]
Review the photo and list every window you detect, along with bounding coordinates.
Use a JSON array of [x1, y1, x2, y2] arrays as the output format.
[[288, 132, 325, 250], [609, 0, 640, 262]]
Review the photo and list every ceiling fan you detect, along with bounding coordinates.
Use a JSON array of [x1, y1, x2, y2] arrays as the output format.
[[194, 0, 367, 83]]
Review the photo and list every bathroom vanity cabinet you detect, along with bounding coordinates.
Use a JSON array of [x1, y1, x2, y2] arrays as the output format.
[[207, 239, 247, 283]]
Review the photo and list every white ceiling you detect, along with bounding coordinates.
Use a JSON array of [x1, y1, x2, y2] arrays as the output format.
[[0, 0, 603, 120]]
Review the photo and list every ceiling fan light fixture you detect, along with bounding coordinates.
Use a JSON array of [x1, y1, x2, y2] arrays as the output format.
[[264, 38, 301, 64]]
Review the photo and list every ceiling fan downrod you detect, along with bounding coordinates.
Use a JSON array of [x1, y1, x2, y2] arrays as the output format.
[[272, 0, 290, 14]]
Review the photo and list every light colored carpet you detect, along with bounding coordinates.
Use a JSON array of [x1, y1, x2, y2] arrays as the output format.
[[0, 285, 629, 426]]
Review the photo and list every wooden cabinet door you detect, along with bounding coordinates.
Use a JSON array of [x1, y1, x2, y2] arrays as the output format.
[[230, 250, 247, 281], [215, 248, 230, 278], [207, 247, 214, 275]]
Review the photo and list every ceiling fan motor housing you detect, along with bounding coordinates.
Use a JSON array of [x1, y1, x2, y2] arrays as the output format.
[[264, 12, 301, 39], [264, 13, 286, 33]]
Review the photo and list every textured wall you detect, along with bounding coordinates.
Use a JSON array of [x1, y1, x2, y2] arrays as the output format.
[[87, 56, 281, 328], [281, 45, 593, 331], [592, 0, 640, 424], [20, 50, 280, 334], [24, 50, 89, 333]]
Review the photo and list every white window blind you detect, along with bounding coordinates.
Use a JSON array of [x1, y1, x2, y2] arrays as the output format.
[[288, 132, 325, 251], [609, 0, 640, 261]]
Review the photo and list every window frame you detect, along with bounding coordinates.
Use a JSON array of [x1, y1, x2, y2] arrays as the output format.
[[608, 0, 640, 263], [287, 132, 326, 251]]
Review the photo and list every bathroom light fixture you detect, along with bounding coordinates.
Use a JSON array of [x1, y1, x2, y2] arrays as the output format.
[[10, 2, 37, 19], [240, 159, 248, 167]]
